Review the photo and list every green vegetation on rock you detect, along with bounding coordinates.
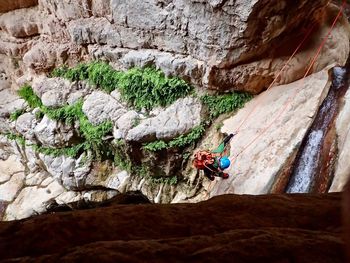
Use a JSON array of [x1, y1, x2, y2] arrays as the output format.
[[201, 92, 253, 119], [143, 124, 206, 152], [16, 85, 113, 160], [51, 62, 193, 111], [10, 109, 26, 121]]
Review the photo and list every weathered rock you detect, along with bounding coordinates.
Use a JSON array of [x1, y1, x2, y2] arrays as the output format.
[[0, 172, 25, 202], [4, 180, 65, 220], [0, 0, 38, 13], [40, 153, 91, 190], [0, 88, 25, 118], [15, 112, 37, 141], [115, 110, 139, 138], [25, 172, 48, 186], [82, 91, 125, 125], [0, 193, 344, 262], [0, 7, 39, 38], [210, 68, 331, 196], [34, 116, 74, 147], [106, 170, 131, 193], [0, 155, 24, 184], [126, 97, 202, 142], [330, 88, 350, 192]]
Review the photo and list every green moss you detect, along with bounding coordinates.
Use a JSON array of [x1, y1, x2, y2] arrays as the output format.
[[51, 62, 193, 111], [16, 85, 113, 160], [18, 84, 42, 109], [6, 133, 25, 146], [168, 125, 206, 148], [10, 109, 26, 121], [143, 124, 206, 152], [201, 92, 252, 119]]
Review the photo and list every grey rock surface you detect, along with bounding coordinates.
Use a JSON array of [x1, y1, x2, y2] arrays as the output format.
[[34, 116, 74, 147], [82, 91, 125, 125], [126, 97, 202, 142]]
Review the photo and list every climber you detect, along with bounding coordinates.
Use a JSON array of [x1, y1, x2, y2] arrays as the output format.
[[193, 133, 235, 181]]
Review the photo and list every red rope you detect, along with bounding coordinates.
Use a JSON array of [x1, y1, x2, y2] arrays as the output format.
[[231, 1, 346, 161]]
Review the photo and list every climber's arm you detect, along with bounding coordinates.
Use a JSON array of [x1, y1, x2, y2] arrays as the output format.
[[212, 133, 236, 154]]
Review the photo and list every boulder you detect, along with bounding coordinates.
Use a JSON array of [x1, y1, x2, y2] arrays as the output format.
[[15, 112, 37, 141], [40, 153, 91, 190], [0, 7, 39, 38], [34, 116, 74, 147], [126, 97, 202, 142], [4, 181, 65, 220], [0, 172, 25, 202], [82, 91, 125, 125], [0, 0, 38, 13]]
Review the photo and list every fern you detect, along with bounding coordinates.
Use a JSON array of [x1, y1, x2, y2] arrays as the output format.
[[168, 125, 206, 148], [201, 92, 252, 119], [143, 140, 168, 152], [18, 84, 42, 108], [10, 109, 26, 121], [52, 62, 193, 111]]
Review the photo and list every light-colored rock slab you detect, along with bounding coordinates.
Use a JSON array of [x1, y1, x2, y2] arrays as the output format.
[[0, 155, 24, 184], [0, 172, 25, 202], [4, 180, 65, 220], [82, 91, 125, 125], [210, 68, 331, 196], [34, 116, 74, 147], [330, 88, 350, 192], [126, 97, 202, 142]]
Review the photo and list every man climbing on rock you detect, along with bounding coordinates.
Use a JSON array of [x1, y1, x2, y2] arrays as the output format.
[[193, 133, 235, 181]]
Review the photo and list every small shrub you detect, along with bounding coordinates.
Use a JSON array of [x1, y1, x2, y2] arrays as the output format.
[[6, 133, 25, 146], [143, 140, 168, 152], [18, 84, 42, 108], [10, 109, 26, 121], [168, 125, 206, 148], [201, 92, 252, 119]]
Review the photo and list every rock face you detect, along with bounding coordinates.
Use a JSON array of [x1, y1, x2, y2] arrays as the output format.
[[0, 193, 344, 262], [0, 0, 337, 92], [211, 68, 333, 195], [330, 88, 350, 192], [1, 0, 350, 221]]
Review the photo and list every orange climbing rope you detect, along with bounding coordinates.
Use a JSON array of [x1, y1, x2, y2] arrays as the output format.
[[230, 0, 346, 162], [233, 24, 316, 133]]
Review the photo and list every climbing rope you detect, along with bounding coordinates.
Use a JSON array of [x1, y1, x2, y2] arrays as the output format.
[[233, 24, 316, 134], [230, 0, 346, 162]]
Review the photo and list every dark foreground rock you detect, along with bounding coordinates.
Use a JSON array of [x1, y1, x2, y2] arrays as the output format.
[[0, 193, 344, 262]]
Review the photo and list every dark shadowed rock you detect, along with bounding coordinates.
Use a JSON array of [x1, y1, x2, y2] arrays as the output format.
[[0, 193, 344, 262]]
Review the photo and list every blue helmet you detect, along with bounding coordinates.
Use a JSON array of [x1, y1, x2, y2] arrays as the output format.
[[219, 156, 231, 169]]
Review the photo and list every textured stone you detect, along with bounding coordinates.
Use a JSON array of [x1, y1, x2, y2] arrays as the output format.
[[82, 91, 125, 125], [0, 155, 24, 184], [0, 88, 26, 119], [34, 116, 74, 147], [0, 7, 39, 38], [40, 153, 91, 190], [0, 172, 25, 202], [106, 170, 130, 193], [15, 112, 37, 141], [0, 0, 38, 13], [115, 111, 139, 138], [25, 172, 48, 186], [4, 181, 65, 220], [210, 68, 331, 196], [126, 97, 202, 142], [330, 88, 350, 192]]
